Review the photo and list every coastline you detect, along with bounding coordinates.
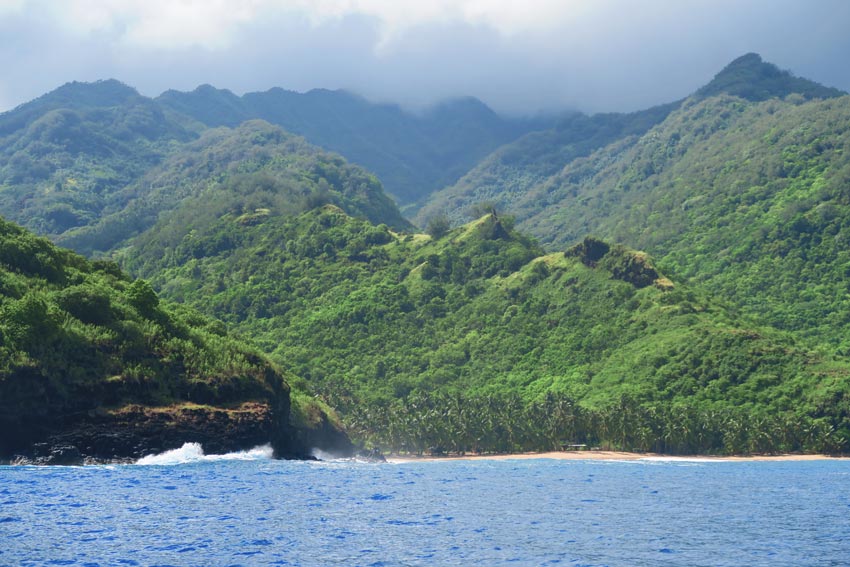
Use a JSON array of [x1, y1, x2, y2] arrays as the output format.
[[385, 450, 848, 463]]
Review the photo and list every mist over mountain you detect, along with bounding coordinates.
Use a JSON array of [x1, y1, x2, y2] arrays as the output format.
[[1, 1, 849, 117], [157, 86, 544, 203]]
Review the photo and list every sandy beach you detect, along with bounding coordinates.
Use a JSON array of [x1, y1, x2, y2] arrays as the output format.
[[386, 450, 847, 463]]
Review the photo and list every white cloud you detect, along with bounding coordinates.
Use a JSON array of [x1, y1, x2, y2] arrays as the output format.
[[16, 0, 593, 50], [0, 0, 847, 114], [0, 0, 24, 15]]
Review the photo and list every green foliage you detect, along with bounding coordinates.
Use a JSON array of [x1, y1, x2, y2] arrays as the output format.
[[0, 80, 193, 239], [502, 94, 850, 343], [425, 214, 451, 239], [0, 216, 289, 428], [125, 279, 159, 318], [127, 207, 850, 454], [415, 57, 850, 346], [696, 53, 845, 102], [58, 120, 411, 255], [158, 86, 545, 204]]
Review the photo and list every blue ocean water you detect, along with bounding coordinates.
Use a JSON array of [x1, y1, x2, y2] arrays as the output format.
[[2, 446, 849, 567]]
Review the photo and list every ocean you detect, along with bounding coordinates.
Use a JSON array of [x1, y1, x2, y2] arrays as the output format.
[[2, 444, 849, 566]]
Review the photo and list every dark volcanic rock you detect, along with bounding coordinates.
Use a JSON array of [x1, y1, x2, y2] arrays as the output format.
[[3, 401, 314, 465], [293, 411, 355, 459]]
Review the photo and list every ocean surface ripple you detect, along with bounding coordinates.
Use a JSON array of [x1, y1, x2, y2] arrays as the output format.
[[1, 447, 849, 566]]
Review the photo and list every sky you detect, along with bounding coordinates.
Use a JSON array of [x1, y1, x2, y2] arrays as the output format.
[[0, 0, 848, 115]]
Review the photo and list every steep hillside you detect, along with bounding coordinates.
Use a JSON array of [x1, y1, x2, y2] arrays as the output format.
[[157, 86, 544, 203], [0, 80, 194, 237], [413, 102, 678, 225], [56, 119, 411, 255], [124, 207, 850, 455], [414, 54, 850, 343], [415, 54, 845, 229], [696, 53, 845, 101], [0, 216, 326, 463], [518, 94, 850, 343]]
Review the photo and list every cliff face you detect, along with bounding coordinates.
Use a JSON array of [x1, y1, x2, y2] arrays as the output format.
[[1, 378, 356, 465], [2, 402, 292, 465], [0, 216, 354, 464]]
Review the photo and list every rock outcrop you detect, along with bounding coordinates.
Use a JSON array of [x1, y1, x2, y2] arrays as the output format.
[[1, 401, 313, 465]]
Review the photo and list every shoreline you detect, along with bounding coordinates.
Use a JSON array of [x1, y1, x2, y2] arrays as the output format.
[[385, 450, 848, 463]]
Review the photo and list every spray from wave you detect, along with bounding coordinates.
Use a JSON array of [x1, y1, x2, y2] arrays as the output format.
[[135, 442, 274, 465]]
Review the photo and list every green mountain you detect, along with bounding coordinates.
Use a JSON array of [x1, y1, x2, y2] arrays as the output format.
[[0, 80, 195, 238], [696, 53, 845, 101], [57, 119, 411, 256], [415, 55, 850, 343], [157, 86, 545, 203], [515, 94, 850, 343], [4, 59, 850, 457], [0, 79, 527, 254], [412, 102, 678, 225], [121, 206, 850, 455], [0, 215, 352, 463], [415, 54, 845, 228]]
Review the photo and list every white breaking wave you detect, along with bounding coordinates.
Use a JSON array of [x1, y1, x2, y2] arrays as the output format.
[[135, 442, 274, 465], [310, 448, 344, 461]]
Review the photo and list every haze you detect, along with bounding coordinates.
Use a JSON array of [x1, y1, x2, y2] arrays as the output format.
[[1, 0, 848, 115]]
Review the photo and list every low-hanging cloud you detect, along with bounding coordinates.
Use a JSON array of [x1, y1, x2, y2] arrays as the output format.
[[0, 0, 848, 115]]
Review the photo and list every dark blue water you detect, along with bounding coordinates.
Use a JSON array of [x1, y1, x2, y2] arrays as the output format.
[[2, 449, 849, 567]]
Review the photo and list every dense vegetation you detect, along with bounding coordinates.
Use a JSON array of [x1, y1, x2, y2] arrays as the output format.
[[58, 120, 410, 255], [514, 95, 850, 344], [415, 55, 850, 346], [0, 216, 300, 456], [412, 102, 678, 225], [0, 80, 193, 238], [124, 206, 850, 454], [158, 86, 545, 204]]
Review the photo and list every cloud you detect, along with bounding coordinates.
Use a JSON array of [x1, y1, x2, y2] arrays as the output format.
[[0, 0, 848, 114]]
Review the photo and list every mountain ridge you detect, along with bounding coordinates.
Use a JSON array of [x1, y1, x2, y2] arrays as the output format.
[[412, 52, 846, 228], [156, 84, 545, 203]]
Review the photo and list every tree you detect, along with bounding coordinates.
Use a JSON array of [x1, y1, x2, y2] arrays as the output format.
[[426, 214, 451, 239], [126, 279, 159, 318]]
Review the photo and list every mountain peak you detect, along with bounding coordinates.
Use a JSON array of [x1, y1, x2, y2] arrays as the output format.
[[38, 79, 141, 109], [697, 53, 845, 102], [156, 84, 247, 127]]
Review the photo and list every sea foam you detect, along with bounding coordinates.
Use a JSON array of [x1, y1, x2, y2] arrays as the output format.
[[135, 442, 273, 465]]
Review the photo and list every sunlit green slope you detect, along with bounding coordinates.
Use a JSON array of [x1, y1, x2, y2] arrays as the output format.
[[124, 206, 850, 454]]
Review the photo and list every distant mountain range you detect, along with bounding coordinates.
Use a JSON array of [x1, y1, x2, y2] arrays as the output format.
[[157, 85, 547, 204]]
